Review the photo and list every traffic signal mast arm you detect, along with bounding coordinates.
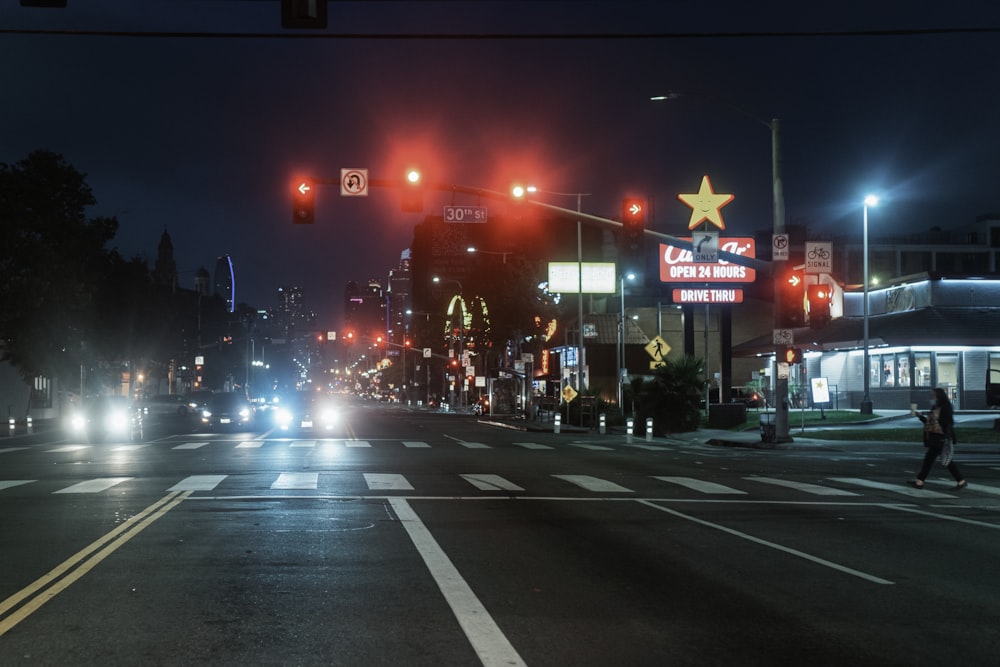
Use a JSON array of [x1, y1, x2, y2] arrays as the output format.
[[301, 175, 772, 276]]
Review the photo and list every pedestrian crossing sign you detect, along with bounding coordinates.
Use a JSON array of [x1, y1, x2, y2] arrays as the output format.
[[645, 336, 670, 362]]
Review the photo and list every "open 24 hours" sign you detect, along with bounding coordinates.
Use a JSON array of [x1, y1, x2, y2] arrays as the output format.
[[659, 237, 756, 283]]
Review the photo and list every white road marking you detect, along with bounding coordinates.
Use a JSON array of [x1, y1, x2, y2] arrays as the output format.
[[236, 441, 263, 448], [290, 440, 316, 448], [169, 475, 227, 492], [653, 476, 747, 494], [637, 500, 895, 585], [173, 442, 208, 450], [567, 443, 614, 451], [111, 444, 149, 452], [460, 474, 525, 492], [829, 477, 955, 499], [403, 441, 431, 448], [46, 445, 89, 453], [271, 472, 319, 490], [0, 447, 30, 455], [925, 479, 1000, 496], [512, 442, 554, 450], [749, 476, 860, 496], [54, 477, 133, 494], [553, 475, 633, 493], [0, 480, 35, 491], [389, 498, 526, 667], [347, 440, 371, 448], [364, 473, 413, 491]]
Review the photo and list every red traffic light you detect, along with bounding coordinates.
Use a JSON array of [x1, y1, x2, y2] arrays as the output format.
[[807, 283, 833, 328], [292, 178, 315, 224]]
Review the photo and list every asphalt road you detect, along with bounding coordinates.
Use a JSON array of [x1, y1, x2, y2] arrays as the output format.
[[2, 401, 999, 666]]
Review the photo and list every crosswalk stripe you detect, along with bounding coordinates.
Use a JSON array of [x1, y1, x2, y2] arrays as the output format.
[[46, 445, 89, 453], [567, 443, 614, 451], [111, 444, 149, 452], [653, 476, 747, 494], [169, 475, 227, 491], [748, 476, 860, 496], [236, 441, 263, 448], [459, 441, 491, 449], [346, 440, 371, 448], [403, 441, 431, 448], [553, 475, 633, 493], [0, 447, 30, 455], [0, 480, 35, 491], [290, 440, 316, 448], [460, 474, 525, 492], [364, 473, 413, 490], [829, 477, 955, 498], [925, 479, 1000, 496], [54, 477, 133, 494], [271, 472, 319, 490], [512, 442, 554, 450], [173, 442, 208, 450], [627, 444, 671, 451]]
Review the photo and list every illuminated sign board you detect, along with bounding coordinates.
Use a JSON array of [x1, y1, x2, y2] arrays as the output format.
[[660, 237, 756, 283], [548, 262, 617, 293], [672, 288, 745, 304]]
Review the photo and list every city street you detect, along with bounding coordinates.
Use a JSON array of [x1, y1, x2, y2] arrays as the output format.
[[2, 403, 999, 665]]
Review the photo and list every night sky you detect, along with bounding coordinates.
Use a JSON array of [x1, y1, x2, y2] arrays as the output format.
[[4, 1, 999, 325]]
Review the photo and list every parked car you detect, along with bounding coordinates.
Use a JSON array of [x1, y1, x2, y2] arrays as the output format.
[[200, 392, 255, 431], [66, 395, 143, 443]]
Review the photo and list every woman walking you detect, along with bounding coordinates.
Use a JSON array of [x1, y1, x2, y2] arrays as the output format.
[[908, 387, 967, 490]]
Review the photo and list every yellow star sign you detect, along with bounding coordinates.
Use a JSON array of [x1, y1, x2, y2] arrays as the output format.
[[678, 175, 734, 230]]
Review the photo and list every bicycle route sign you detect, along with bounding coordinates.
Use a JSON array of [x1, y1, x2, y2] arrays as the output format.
[[805, 242, 832, 274]]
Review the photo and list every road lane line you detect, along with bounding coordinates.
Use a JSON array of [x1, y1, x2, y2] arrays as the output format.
[[567, 443, 614, 451], [653, 476, 747, 495], [829, 477, 955, 499], [553, 475, 634, 493], [388, 498, 526, 667], [636, 499, 894, 585], [0, 491, 190, 636], [748, 476, 860, 496], [0, 447, 30, 454], [0, 480, 35, 491], [236, 441, 263, 448], [460, 474, 525, 492], [346, 440, 371, 448]]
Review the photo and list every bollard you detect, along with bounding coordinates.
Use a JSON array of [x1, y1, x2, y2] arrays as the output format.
[[554, 412, 562, 434], [26, 416, 33, 433], [599, 412, 606, 435], [646, 417, 653, 442], [8, 417, 14, 434], [626, 417, 634, 444]]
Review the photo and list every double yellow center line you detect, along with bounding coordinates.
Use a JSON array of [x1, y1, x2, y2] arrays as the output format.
[[0, 490, 191, 637]]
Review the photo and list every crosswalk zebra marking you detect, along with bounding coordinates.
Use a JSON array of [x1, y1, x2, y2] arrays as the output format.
[[346, 440, 371, 448], [512, 442, 554, 450], [169, 475, 227, 492], [236, 441, 263, 448], [460, 474, 525, 492], [47, 445, 89, 453], [748, 476, 860, 496], [924, 479, 1000, 496], [403, 441, 431, 448], [829, 477, 955, 499], [0, 480, 35, 491], [112, 444, 150, 452], [567, 443, 614, 451], [54, 477, 133, 494], [271, 472, 319, 490], [653, 476, 747, 494], [0, 447, 30, 455], [364, 473, 413, 491], [290, 440, 316, 448], [173, 442, 208, 450], [553, 475, 633, 493]]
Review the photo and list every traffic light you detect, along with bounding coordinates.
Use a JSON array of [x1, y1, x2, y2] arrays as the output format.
[[777, 269, 805, 328], [783, 347, 803, 364], [401, 169, 423, 212], [344, 330, 355, 344], [621, 197, 646, 252], [807, 283, 832, 328], [292, 178, 315, 224]]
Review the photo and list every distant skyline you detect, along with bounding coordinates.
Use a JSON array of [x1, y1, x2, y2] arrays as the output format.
[[4, 2, 1000, 325]]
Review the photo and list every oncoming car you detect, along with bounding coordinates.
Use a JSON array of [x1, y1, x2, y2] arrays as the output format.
[[271, 391, 341, 434], [66, 395, 143, 443], [200, 392, 255, 431]]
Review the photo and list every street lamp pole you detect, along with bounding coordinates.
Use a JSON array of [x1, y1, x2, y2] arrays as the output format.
[[861, 195, 878, 414], [433, 276, 465, 409], [618, 272, 634, 414], [526, 187, 591, 392]]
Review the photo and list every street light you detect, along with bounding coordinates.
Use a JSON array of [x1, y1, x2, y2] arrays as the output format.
[[861, 194, 879, 414], [652, 91, 788, 440], [520, 186, 592, 393], [618, 271, 635, 412], [466, 246, 511, 264], [432, 276, 466, 408]]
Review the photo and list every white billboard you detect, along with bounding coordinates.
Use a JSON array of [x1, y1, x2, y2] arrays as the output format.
[[548, 262, 617, 293]]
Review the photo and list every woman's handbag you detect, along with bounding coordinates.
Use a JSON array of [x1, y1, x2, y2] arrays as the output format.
[[940, 437, 955, 466]]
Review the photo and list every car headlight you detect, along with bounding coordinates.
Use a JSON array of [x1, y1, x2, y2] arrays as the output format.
[[274, 407, 292, 427]]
